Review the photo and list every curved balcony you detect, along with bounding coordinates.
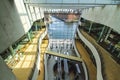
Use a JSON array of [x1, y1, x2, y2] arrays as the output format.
[[73, 39, 89, 80], [10, 26, 48, 80], [31, 26, 48, 80], [77, 27, 103, 80]]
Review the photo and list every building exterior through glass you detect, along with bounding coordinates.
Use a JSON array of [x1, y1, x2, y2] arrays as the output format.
[[48, 17, 77, 52]]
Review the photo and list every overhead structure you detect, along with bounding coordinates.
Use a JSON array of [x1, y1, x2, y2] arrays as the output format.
[[46, 50, 82, 62], [24, 0, 120, 9]]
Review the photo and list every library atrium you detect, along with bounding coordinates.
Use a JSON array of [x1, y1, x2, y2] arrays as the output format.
[[0, 0, 120, 80]]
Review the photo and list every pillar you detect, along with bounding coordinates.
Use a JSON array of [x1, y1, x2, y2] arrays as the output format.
[[104, 28, 112, 42], [35, 22, 38, 31], [117, 52, 120, 58], [27, 32, 31, 41], [9, 46, 15, 56], [97, 26, 106, 42], [88, 22, 93, 33]]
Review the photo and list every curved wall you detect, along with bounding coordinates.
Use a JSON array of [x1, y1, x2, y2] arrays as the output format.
[[77, 28, 103, 80], [81, 5, 120, 33]]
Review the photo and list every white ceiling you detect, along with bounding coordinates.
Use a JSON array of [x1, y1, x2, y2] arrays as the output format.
[[24, 0, 120, 9]]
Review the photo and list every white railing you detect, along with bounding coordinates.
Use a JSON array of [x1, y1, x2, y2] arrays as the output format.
[[77, 28, 103, 80], [73, 39, 81, 57], [73, 39, 89, 80], [31, 27, 48, 80], [82, 62, 89, 80]]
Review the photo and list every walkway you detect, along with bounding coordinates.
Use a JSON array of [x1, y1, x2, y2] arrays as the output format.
[[75, 39, 96, 80], [81, 30, 120, 80], [10, 29, 45, 80], [46, 50, 82, 62]]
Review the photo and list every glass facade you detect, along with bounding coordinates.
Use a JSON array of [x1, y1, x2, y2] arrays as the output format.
[[48, 17, 77, 39]]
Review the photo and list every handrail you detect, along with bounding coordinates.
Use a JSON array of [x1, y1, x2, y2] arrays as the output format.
[[31, 27, 48, 80], [73, 39, 89, 80], [73, 39, 81, 57], [82, 61, 89, 80], [77, 28, 103, 80]]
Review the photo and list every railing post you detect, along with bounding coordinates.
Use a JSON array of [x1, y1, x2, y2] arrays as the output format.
[[97, 26, 106, 42], [27, 32, 31, 41]]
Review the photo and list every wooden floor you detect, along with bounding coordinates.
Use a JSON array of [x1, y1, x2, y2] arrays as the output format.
[[81, 30, 120, 80], [37, 39, 48, 80], [75, 39, 97, 80], [8, 27, 120, 80], [10, 29, 45, 80]]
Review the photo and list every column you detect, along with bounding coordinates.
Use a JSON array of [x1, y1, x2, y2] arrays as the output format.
[[97, 26, 106, 42], [9, 46, 15, 56], [35, 22, 38, 31], [88, 22, 93, 33], [27, 32, 31, 41], [104, 27, 112, 42], [40, 19, 42, 29], [117, 52, 120, 58]]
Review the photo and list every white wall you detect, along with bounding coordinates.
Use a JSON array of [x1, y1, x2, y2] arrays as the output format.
[[27, 5, 44, 22], [15, 0, 31, 33], [0, 0, 45, 53], [0, 0, 25, 53], [82, 5, 120, 33]]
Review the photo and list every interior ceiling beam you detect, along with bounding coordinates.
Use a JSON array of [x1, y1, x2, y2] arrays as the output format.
[[25, 2, 120, 5], [27, 3, 104, 9], [31, 4, 104, 8], [28, 6, 103, 9]]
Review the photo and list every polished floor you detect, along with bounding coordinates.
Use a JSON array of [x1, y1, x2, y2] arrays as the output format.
[[9, 29, 45, 80], [6, 17, 120, 80]]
